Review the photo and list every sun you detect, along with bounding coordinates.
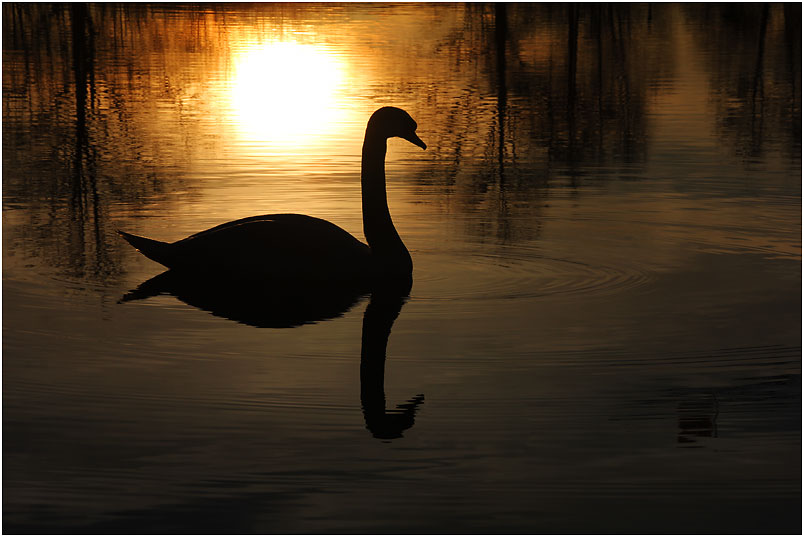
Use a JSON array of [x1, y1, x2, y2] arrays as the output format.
[[228, 41, 347, 146]]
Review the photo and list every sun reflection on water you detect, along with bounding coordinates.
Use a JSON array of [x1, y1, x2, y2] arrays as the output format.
[[228, 41, 348, 145]]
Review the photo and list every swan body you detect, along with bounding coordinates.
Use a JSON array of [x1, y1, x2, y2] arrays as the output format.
[[119, 107, 426, 282], [119, 214, 370, 280]]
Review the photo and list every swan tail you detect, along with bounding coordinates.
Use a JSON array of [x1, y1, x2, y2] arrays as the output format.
[[118, 230, 174, 268]]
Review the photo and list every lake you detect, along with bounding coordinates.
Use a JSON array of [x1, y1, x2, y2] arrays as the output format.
[[2, 3, 801, 533]]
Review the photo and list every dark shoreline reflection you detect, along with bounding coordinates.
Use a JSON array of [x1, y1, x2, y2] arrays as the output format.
[[4, 4, 800, 281], [121, 274, 424, 439]]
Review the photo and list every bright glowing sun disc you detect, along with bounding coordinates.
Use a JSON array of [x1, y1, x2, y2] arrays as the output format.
[[229, 41, 346, 145]]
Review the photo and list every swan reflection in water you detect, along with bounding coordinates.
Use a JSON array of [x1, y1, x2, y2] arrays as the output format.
[[119, 107, 427, 439], [120, 274, 424, 440]]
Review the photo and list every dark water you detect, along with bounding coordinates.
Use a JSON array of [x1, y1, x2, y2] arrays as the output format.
[[3, 3, 801, 533]]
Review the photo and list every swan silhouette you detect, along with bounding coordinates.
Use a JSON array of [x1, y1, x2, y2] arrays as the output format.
[[119, 107, 426, 281]]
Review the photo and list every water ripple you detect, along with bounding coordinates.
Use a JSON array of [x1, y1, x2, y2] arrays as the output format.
[[414, 250, 655, 302]]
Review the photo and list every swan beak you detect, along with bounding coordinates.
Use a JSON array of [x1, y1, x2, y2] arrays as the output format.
[[403, 132, 427, 150]]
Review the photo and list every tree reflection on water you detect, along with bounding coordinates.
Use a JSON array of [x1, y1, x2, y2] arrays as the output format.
[[2, 3, 800, 281]]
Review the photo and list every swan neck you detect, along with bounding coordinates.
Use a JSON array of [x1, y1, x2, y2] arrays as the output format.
[[361, 135, 406, 256]]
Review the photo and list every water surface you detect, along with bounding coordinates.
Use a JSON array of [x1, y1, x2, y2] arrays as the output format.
[[3, 3, 801, 533]]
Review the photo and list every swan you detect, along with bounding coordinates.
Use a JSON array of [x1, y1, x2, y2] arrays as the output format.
[[119, 107, 426, 282]]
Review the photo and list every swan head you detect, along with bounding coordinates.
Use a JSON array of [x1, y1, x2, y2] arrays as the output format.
[[367, 107, 427, 150]]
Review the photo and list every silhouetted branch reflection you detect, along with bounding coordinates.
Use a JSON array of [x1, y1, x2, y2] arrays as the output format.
[[4, 3, 800, 283], [121, 275, 423, 439], [689, 3, 801, 161], [69, 3, 113, 281], [2, 3, 222, 283]]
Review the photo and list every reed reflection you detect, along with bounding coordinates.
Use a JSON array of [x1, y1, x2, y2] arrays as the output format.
[[690, 3, 802, 161], [121, 274, 424, 439], [4, 3, 800, 283]]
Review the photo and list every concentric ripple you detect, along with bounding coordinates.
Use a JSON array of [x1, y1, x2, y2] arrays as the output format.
[[413, 248, 655, 302]]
